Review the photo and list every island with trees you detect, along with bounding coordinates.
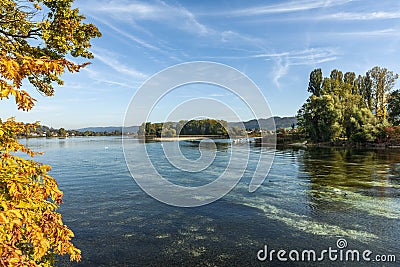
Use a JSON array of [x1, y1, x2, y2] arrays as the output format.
[[137, 119, 248, 139]]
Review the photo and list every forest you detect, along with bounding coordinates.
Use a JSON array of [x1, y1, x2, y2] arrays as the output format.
[[297, 66, 400, 144]]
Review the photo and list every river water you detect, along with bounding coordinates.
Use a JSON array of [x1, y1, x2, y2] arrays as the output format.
[[21, 137, 399, 266]]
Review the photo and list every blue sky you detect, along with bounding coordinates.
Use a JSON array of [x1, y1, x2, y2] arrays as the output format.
[[2, 0, 400, 129]]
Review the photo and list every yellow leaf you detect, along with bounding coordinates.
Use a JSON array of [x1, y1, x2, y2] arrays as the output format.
[[10, 209, 23, 219], [0, 212, 8, 224], [34, 3, 42, 10]]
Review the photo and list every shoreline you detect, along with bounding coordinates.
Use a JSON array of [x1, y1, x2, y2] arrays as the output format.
[[258, 136, 400, 149], [143, 135, 228, 142], [152, 136, 210, 141], [276, 142, 400, 149], [141, 135, 255, 142]]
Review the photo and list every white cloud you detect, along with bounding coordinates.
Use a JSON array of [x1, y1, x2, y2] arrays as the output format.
[[225, 0, 354, 16], [262, 11, 400, 22], [91, 48, 148, 79], [92, 17, 163, 52], [86, 14, 186, 64], [264, 48, 338, 88], [96, 2, 159, 19], [201, 47, 338, 79], [84, 1, 273, 61], [65, 68, 137, 92], [273, 57, 290, 88], [85, 69, 132, 88], [253, 48, 338, 65], [315, 11, 400, 20], [220, 30, 265, 47], [328, 28, 400, 37], [87, 0, 210, 36], [95, 54, 147, 79]]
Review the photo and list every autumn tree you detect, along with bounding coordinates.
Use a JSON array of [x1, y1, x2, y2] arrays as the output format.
[[0, 0, 101, 266], [368, 66, 399, 122]]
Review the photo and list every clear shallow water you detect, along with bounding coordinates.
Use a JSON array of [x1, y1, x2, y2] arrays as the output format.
[[21, 137, 400, 266]]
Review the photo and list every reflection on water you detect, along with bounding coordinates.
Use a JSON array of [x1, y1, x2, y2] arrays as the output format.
[[304, 148, 400, 197], [302, 148, 400, 218], [19, 137, 399, 266]]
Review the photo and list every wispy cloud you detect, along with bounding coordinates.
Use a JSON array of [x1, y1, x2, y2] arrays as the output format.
[[273, 57, 290, 88], [203, 47, 338, 65], [86, 14, 186, 64], [315, 11, 400, 21], [82, 68, 139, 90], [91, 48, 148, 80], [86, 13, 162, 53], [220, 30, 265, 48], [224, 0, 353, 16], [85, 69, 132, 88], [263, 48, 338, 88], [329, 28, 400, 37], [87, 0, 210, 36], [94, 53, 148, 79], [263, 11, 400, 22], [199, 47, 338, 88], [252, 48, 338, 65]]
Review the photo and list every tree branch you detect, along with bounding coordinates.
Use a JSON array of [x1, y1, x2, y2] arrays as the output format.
[[0, 28, 41, 39]]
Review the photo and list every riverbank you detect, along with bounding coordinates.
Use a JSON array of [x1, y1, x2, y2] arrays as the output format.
[[281, 141, 400, 149], [257, 135, 400, 149]]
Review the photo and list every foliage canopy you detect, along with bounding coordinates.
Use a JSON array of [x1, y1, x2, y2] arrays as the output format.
[[138, 119, 232, 138], [0, 0, 100, 265], [298, 67, 398, 143]]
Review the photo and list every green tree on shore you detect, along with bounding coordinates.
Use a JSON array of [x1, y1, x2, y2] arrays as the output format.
[[298, 67, 398, 143], [297, 94, 340, 142], [58, 127, 67, 137]]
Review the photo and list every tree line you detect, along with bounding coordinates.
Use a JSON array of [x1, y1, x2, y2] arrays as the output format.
[[297, 66, 400, 143], [138, 119, 247, 137], [18, 125, 121, 138]]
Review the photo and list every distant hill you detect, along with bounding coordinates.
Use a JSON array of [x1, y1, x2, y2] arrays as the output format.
[[75, 117, 296, 133], [229, 116, 297, 130], [76, 126, 139, 133], [76, 126, 121, 133], [123, 126, 140, 134]]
